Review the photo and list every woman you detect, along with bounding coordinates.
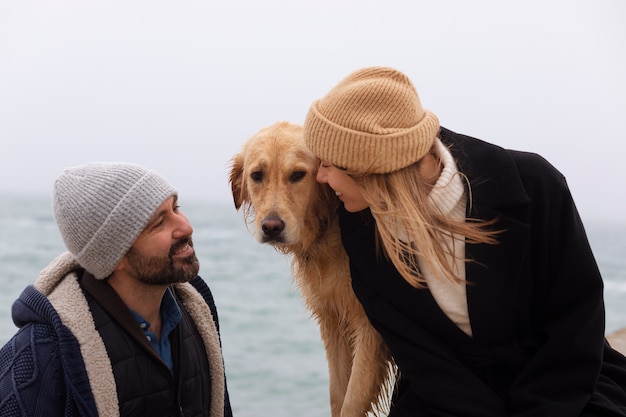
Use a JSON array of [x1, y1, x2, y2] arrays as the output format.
[[303, 66, 626, 416]]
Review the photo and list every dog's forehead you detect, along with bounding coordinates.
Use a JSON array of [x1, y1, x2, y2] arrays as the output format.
[[243, 134, 316, 168]]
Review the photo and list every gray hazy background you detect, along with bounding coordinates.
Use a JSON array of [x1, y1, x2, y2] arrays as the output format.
[[1, 0, 624, 223]]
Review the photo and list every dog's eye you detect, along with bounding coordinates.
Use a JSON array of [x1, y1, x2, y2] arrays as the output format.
[[289, 171, 306, 183], [250, 171, 264, 182]]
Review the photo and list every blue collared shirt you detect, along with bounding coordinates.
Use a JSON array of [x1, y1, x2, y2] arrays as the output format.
[[130, 287, 182, 371]]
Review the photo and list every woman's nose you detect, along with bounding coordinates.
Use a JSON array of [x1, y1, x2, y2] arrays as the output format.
[[316, 165, 328, 183]]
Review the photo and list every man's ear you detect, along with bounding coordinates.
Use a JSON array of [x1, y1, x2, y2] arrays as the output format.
[[111, 251, 130, 276]]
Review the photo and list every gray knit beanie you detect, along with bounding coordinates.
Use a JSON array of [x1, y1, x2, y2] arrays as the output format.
[[53, 162, 177, 279]]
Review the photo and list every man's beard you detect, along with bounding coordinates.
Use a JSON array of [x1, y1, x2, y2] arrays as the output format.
[[125, 237, 199, 285]]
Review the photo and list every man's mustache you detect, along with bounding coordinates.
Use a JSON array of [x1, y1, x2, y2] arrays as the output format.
[[169, 237, 194, 256]]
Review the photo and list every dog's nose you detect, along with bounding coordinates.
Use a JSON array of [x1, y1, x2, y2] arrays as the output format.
[[261, 217, 285, 238]]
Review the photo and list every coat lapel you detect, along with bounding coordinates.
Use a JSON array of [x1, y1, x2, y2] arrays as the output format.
[[440, 128, 531, 345]]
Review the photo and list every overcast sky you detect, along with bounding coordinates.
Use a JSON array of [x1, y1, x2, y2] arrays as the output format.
[[1, 0, 624, 223]]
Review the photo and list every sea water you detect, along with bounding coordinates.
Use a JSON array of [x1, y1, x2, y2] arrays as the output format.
[[1, 193, 625, 417]]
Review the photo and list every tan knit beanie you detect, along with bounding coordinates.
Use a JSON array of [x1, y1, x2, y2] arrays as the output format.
[[304, 66, 440, 174]]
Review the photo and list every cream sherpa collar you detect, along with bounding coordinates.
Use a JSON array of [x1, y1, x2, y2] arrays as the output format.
[[35, 252, 226, 417]]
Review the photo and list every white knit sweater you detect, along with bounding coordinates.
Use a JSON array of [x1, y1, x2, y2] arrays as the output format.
[[420, 138, 472, 336]]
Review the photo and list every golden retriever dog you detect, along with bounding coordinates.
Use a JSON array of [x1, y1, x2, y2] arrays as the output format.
[[229, 121, 394, 417]]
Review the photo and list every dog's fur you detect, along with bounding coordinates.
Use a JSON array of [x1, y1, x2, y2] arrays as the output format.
[[229, 121, 394, 417]]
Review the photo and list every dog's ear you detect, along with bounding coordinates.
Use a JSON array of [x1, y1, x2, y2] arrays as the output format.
[[229, 153, 247, 210]]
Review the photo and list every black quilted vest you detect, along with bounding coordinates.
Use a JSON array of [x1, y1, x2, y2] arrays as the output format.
[[80, 273, 212, 417]]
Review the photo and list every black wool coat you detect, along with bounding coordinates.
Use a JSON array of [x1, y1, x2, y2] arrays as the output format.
[[338, 127, 626, 416]]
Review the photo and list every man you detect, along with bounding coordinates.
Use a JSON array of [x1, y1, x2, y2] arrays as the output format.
[[0, 162, 233, 417]]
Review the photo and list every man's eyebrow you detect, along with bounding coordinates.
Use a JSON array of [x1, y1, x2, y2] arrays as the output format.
[[147, 196, 177, 226], [147, 210, 164, 227]]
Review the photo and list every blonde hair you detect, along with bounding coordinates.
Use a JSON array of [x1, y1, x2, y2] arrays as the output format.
[[352, 152, 500, 288]]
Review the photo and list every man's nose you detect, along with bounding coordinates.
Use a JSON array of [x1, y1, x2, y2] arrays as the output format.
[[173, 213, 193, 237]]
